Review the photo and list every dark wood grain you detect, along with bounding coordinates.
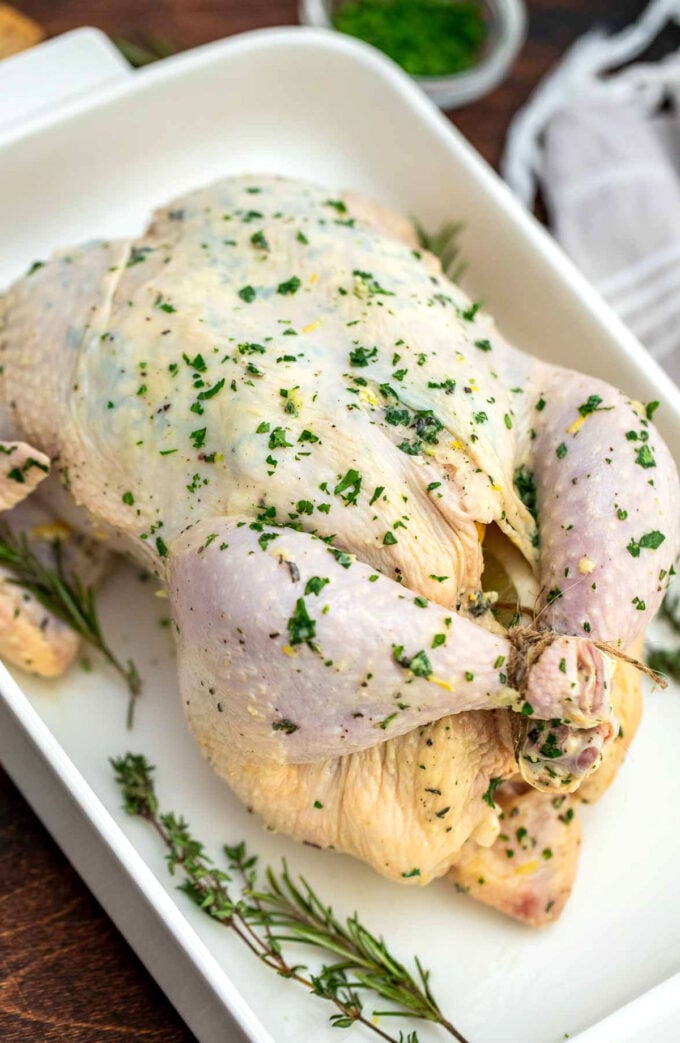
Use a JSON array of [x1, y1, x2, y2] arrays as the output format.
[[0, 1, 653, 1039]]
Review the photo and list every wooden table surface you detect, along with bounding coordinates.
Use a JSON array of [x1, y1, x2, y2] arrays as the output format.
[[0, 1, 656, 1039]]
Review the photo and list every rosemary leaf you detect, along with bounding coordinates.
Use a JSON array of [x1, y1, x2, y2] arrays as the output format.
[[111, 753, 470, 1043], [0, 522, 141, 724]]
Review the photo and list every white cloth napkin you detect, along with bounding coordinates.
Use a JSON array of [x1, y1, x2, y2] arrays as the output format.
[[502, 0, 680, 385]]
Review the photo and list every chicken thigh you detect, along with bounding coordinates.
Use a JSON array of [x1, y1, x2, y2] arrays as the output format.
[[1, 174, 678, 923]]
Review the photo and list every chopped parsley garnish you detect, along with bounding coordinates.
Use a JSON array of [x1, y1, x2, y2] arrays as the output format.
[[556, 442, 568, 459], [349, 345, 378, 367], [540, 732, 562, 759], [329, 548, 353, 569], [183, 352, 206, 371], [269, 427, 293, 449], [427, 378, 456, 393], [353, 269, 394, 296], [482, 777, 503, 807], [627, 530, 665, 557], [287, 597, 316, 645], [238, 285, 257, 303], [277, 276, 301, 295], [461, 301, 480, 321], [325, 199, 347, 213], [190, 427, 207, 449], [635, 444, 656, 468], [513, 466, 537, 521], [250, 229, 269, 251], [305, 576, 330, 596], [334, 469, 362, 505], [385, 407, 411, 426], [578, 394, 604, 417], [198, 378, 225, 400], [394, 647, 432, 677]]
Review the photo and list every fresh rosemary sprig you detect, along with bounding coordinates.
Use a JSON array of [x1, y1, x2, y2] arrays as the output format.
[[417, 221, 466, 284], [111, 753, 469, 1043], [0, 523, 141, 726]]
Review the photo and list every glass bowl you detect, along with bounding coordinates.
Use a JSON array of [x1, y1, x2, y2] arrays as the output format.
[[299, 0, 527, 109]]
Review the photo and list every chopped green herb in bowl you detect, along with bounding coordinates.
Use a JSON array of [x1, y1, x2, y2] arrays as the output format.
[[301, 0, 527, 109], [332, 0, 488, 78]]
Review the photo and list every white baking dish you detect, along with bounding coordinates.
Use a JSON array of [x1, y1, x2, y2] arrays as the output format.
[[1, 26, 680, 1043]]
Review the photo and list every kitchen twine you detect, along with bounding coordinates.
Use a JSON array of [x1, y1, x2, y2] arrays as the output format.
[[505, 626, 665, 695]]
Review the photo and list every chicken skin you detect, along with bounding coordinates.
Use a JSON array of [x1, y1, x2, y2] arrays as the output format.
[[1, 175, 677, 924]]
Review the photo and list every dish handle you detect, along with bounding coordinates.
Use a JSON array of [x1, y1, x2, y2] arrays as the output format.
[[0, 27, 131, 139]]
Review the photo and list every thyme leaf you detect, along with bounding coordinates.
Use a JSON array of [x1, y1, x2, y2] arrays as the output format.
[[416, 221, 466, 284]]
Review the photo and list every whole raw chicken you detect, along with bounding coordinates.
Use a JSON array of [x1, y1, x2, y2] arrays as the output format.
[[1, 175, 678, 926]]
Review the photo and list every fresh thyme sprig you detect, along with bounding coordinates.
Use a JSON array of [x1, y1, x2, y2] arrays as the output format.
[[111, 753, 470, 1043], [646, 646, 680, 682], [646, 588, 680, 683], [0, 523, 141, 726], [115, 35, 177, 68], [660, 588, 680, 632], [416, 221, 466, 284]]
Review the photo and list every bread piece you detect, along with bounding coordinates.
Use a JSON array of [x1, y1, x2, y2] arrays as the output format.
[[0, 4, 44, 59]]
